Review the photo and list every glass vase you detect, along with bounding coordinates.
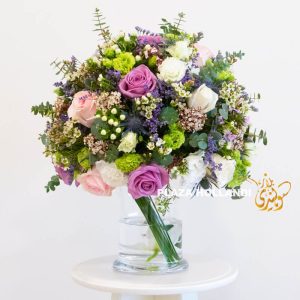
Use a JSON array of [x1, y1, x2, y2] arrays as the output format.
[[113, 188, 188, 274]]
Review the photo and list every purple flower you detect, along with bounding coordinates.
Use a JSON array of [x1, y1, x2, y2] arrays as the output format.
[[137, 35, 163, 46], [144, 102, 164, 137], [128, 164, 169, 199], [204, 135, 222, 178], [224, 130, 237, 142], [55, 165, 74, 185], [119, 65, 157, 98]]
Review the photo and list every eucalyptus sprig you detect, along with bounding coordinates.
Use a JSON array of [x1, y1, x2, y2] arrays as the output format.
[[93, 8, 111, 43], [45, 175, 60, 192], [31, 101, 53, 117]]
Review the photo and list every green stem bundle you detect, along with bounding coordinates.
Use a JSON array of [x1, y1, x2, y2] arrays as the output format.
[[135, 196, 180, 263]]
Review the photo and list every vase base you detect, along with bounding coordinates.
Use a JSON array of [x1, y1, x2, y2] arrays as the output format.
[[113, 257, 188, 274]]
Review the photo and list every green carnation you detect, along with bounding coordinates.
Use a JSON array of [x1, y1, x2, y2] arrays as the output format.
[[227, 151, 249, 188], [216, 70, 235, 82], [102, 58, 113, 68], [103, 48, 116, 59], [115, 153, 144, 173], [112, 52, 135, 75], [163, 125, 185, 150]]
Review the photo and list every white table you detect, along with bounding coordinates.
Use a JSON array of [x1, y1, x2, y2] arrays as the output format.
[[72, 256, 238, 300]]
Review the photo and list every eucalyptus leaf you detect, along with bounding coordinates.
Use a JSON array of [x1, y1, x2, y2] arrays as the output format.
[[198, 140, 208, 150]]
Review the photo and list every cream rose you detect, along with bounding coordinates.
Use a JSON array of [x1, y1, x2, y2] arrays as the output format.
[[188, 84, 219, 113], [167, 40, 193, 61], [67, 91, 97, 128], [96, 161, 128, 188], [118, 131, 138, 153], [211, 154, 236, 187], [158, 57, 187, 82]]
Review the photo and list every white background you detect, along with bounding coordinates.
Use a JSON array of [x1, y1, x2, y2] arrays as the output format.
[[0, 0, 300, 299]]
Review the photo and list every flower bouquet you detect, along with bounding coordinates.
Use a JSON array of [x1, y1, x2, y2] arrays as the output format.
[[32, 9, 267, 273]]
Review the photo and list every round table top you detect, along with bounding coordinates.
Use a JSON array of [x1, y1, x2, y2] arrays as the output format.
[[72, 255, 238, 295]]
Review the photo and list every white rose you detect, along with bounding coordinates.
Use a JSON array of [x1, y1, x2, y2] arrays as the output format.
[[167, 40, 193, 61], [211, 154, 236, 188], [158, 57, 187, 82], [118, 131, 138, 153], [188, 84, 219, 113], [96, 161, 128, 188], [171, 151, 206, 191]]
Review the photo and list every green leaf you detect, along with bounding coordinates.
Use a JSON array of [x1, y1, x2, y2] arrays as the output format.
[[219, 104, 228, 120], [207, 108, 217, 118], [31, 101, 53, 117], [39, 133, 50, 146], [89, 153, 99, 166], [44, 175, 60, 193], [159, 107, 179, 125], [198, 140, 208, 150], [105, 144, 119, 163], [211, 131, 223, 141], [198, 133, 208, 141], [91, 119, 109, 139], [152, 151, 173, 167], [164, 224, 174, 231], [77, 147, 90, 170], [188, 133, 201, 148]]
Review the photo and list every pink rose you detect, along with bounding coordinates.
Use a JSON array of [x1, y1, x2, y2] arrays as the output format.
[[67, 91, 97, 128], [119, 65, 157, 98], [128, 164, 169, 199], [77, 167, 113, 196], [194, 44, 214, 67]]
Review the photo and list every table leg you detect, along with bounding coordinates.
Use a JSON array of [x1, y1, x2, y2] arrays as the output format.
[[111, 293, 198, 300]]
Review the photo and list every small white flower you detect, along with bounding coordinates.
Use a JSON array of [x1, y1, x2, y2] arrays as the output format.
[[135, 55, 142, 61], [100, 129, 107, 135], [167, 40, 193, 61], [155, 138, 164, 147], [211, 154, 236, 188], [96, 161, 128, 187], [144, 44, 151, 51], [101, 116, 107, 121], [111, 108, 117, 114], [108, 119, 114, 125], [147, 142, 155, 150], [158, 57, 187, 82], [188, 84, 219, 113], [120, 114, 126, 120], [118, 131, 138, 153], [110, 134, 116, 140]]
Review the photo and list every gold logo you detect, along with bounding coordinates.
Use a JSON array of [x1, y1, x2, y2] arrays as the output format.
[[249, 173, 291, 211]]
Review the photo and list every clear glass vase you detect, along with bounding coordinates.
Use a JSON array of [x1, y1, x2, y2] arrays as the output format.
[[113, 188, 188, 274]]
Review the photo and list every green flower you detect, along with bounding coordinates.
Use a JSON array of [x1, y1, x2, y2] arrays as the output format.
[[102, 58, 113, 68], [115, 153, 144, 173], [103, 48, 116, 59], [163, 124, 185, 150], [216, 70, 235, 82], [112, 52, 135, 75], [227, 151, 249, 188]]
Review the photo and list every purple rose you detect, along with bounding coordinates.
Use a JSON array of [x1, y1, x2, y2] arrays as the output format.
[[128, 164, 169, 199], [55, 165, 74, 185], [119, 64, 157, 98]]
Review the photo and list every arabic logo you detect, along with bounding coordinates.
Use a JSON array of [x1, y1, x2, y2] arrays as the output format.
[[249, 173, 291, 211]]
